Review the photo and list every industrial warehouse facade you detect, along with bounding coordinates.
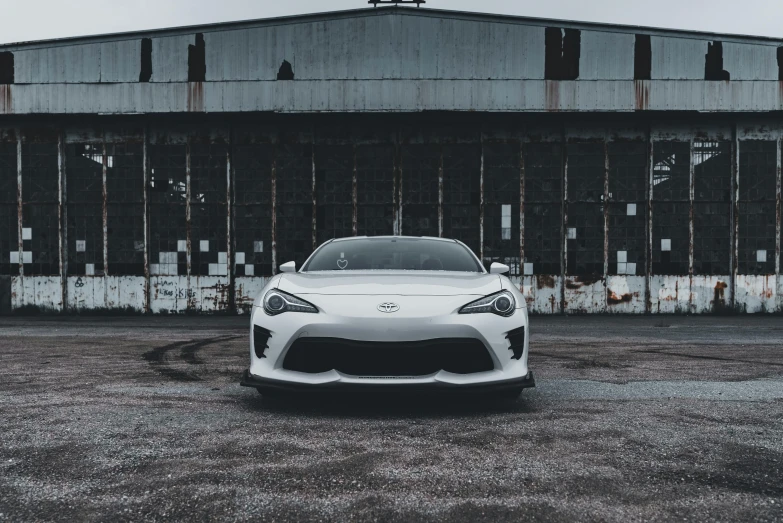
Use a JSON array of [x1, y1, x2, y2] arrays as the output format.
[[0, 7, 781, 314]]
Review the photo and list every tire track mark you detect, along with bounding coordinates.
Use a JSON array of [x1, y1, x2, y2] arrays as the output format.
[[142, 335, 243, 381]]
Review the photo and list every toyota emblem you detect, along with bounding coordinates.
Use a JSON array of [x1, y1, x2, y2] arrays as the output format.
[[377, 302, 400, 313]]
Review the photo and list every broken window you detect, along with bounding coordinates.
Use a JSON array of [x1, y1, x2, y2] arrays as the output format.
[[233, 141, 274, 277], [66, 144, 104, 276], [705, 41, 730, 81], [0, 143, 18, 276], [524, 143, 562, 276], [545, 28, 580, 80], [566, 143, 604, 276], [139, 39, 152, 82], [634, 35, 651, 80], [401, 144, 440, 238], [106, 143, 144, 276], [189, 142, 228, 277], [443, 144, 481, 256], [483, 143, 520, 275], [277, 60, 294, 81], [608, 142, 647, 276], [21, 140, 60, 276], [149, 144, 187, 276], [187, 33, 206, 82], [356, 145, 395, 237], [693, 141, 731, 275], [652, 141, 690, 275], [0, 52, 13, 84], [738, 141, 777, 275], [276, 142, 314, 270], [315, 145, 354, 245]]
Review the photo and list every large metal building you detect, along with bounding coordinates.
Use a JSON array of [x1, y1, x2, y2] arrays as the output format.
[[0, 6, 781, 314]]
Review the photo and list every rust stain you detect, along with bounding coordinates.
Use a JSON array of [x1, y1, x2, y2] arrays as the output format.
[[607, 291, 636, 305], [187, 82, 204, 113], [566, 275, 602, 289], [545, 81, 560, 112], [549, 294, 557, 314], [634, 80, 649, 111], [713, 280, 728, 310], [0, 84, 10, 114], [537, 274, 556, 289]]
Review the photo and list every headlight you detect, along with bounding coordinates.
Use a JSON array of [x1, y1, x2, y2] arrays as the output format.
[[459, 291, 516, 317], [262, 289, 318, 316]]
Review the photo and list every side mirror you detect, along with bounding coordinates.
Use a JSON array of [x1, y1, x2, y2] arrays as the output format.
[[279, 261, 296, 273], [489, 262, 510, 275]]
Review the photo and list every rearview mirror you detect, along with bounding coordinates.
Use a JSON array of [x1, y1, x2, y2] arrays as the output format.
[[489, 262, 510, 275], [279, 261, 296, 273]]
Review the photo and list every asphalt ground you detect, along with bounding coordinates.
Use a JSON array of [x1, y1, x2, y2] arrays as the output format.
[[0, 315, 782, 522]]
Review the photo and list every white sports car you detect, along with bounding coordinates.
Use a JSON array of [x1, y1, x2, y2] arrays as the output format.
[[240, 236, 534, 398]]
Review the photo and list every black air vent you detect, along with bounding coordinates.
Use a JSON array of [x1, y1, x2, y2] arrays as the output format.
[[253, 325, 272, 359], [506, 327, 526, 360]]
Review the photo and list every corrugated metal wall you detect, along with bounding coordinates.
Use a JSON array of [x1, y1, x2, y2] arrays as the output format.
[[0, 116, 780, 315]]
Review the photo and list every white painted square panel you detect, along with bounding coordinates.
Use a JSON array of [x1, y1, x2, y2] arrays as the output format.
[[617, 263, 627, 274], [661, 239, 671, 252], [22, 228, 32, 240], [524, 263, 534, 276], [160, 252, 177, 264], [76, 240, 86, 252], [218, 252, 227, 264], [235, 252, 245, 264], [22, 251, 32, 263], [177, 240, 187, 252], [254, 241, 264, 253], [567, 228, 577, 240], [244, 265, 254, 276], [626, 263, 637, 275], [150, 264, 160, 275], [9, 252, 18, 264], [627, 203, 637, 216], [200, 240, 210, 252], [757, 250, 767, 263], [209, 264, 218, 276], [617, 251, 627, 263], [85, 264, 95, 276]]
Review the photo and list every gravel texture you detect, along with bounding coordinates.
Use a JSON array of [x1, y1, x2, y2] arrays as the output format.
[[0, 315, 781, 522]]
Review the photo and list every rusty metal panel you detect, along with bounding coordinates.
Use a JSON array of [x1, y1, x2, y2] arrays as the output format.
[[650, 36, 708, 80], [723, 42, 779, 81], [149, 275, 188, 313], [14, 44, 102, 84], [564, 276, 606, 313], [234, 276, 270, 314], [735, 274, 777, 313], [151, 35, 191, 82], [520, 275, 561, 314], [691, 275, 732, 313], [100, 40, 142, 83], [649, 275, 691, 313], [579, 31, 634, 80], [606, 275, 646, 313], [12, 275, 63, 311]]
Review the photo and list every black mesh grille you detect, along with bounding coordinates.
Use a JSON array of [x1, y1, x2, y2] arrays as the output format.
[[506, 327, 525, 360], [254, 326, 272, 359], [283, 338, 494, 376]]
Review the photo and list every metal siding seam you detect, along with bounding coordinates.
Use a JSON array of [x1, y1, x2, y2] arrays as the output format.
[[603, 139, 610, 281], [311, 135, 317, 251], [185, 141, 192, 309], [776, 137, 781, 278], [102, 141, 109, 278], [58, 131, 66, 309], [143, 127, 150, 313], [561, 126, 568, 313], [394, 135, 402, 236], [438, 144, 443, 237]]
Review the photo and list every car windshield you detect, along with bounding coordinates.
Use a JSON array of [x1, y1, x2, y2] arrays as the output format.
[[301, 238, 483, 273]]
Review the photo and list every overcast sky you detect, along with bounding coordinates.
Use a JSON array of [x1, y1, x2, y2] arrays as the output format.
[[1, 0, 781, 45]]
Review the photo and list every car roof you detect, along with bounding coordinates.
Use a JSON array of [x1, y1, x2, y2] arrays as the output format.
[[330, 236, 456, 243]]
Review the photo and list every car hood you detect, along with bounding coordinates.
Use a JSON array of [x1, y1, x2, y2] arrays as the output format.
[[277, 271, 501, 296]]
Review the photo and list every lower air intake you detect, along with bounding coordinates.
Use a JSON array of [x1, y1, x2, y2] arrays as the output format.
[[254, 325, 272, 359], [283, 338, 494, 376], [506, 327, 525, 360]]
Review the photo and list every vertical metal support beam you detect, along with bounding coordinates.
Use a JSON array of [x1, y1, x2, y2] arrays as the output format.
[[185, 141, 192, 308], [479, 133, 485, 262], [393, 135, 401, 236], [16, 132, 23, 283], [142, 128, 150, 313], [645, 129, 654, 314], [775, 136, 781, 280], [731, 123, 739, 309], [519, 139, 526, 274], [58, 132, 67, 309], [311, 138, 317, 251], [688, 138, 695, 312], [561, 127, 568, 313], [226, 137, 234, 313], [352, 144, 358, 236], [101, 142, 109, 278], [438, 145, 444, 238], [603, 139, 610, 280], [270, 142, 277, 275]]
